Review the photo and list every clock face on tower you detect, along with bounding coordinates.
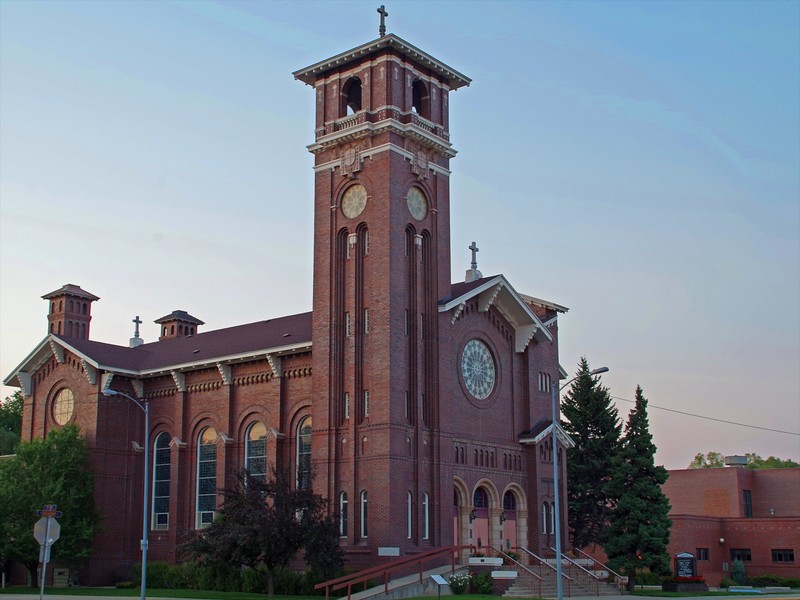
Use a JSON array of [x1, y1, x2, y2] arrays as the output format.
[[341, 184, 368, 219], [460, 339, 496, 400], [406, 186, 428, 221]]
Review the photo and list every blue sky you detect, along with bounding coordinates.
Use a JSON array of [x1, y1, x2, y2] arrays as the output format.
[[1, 0, 798, 469]]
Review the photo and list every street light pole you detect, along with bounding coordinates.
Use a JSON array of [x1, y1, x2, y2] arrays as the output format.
[[552, 366, 608, 600], [104, 389, 149, 600]]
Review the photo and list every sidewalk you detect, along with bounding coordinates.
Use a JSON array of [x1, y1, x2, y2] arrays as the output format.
[[2, 593, 800, 600]]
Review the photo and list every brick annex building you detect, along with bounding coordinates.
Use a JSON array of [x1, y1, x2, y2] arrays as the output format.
[[5, 24, 572, 585], [664, 465, 800, 586]]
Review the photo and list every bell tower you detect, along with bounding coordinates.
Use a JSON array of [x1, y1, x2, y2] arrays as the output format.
[[295, 21, 469, 555]]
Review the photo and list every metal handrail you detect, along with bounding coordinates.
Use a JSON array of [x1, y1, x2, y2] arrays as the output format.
[[550, 547, 603, 580], [550, 547, 599, 596], [315, 544, 470, 600], [487, 546, 544, 581], [519, 547, 573, 579], [486, 546, 542, 599], [571, 546, 626, 582]]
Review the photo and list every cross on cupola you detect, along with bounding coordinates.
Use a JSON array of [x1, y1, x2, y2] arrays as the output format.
[[377, 5, 388, 37], [465, 241, 483, 283]]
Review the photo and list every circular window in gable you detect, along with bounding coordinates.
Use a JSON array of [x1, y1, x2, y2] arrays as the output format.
[[460, 338, 496, 403], [52, 388, 75, 425]]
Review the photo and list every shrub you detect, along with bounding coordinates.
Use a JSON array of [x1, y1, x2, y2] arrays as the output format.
[[750, 575, 800, 588], [720, 577, 737, 589], [731, 559, 747, 585], [470, 571, 494, 594], [449, 572, 470, 594]]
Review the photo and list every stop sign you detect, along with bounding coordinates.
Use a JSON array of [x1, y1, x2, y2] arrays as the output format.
[[33, 517, 61, 545]]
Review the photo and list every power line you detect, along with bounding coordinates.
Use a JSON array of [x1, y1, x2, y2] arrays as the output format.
[[610, 395, 800, 437]]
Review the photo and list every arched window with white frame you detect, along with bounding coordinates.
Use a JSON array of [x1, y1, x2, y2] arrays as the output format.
[[152, 432, 170, 530], [422, 492, 430, 540], [542, 502, 549, 534], [196, 426, 217, 528], [406, 491, 413, 539], [339, 491, 348, 537], [360, 490, 368, 538], [296, 416, 312, 490], [245, 421, 268, 484]]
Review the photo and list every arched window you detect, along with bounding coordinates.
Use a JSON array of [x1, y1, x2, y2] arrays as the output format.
[[153, 432, 171, 530], [296, 417, 312, 489], [360, 490, 368, 538], [503, 491, 517, 512], [473, 487, 488, 508], [342, 77, 362, 116], [411, 80, 430, 118], [407, 491, 413, 539], [551, 501, 556, 534], [542, 502, 550, 534], [245, 421, 268, 483], [339, 492, 348, 537], [197, 426, 217, 528], [422, 492, 430, 540]]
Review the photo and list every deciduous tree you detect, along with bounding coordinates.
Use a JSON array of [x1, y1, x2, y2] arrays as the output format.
[[0, 424, 98, 585], [561, 357, 621, 549], [186, 468, 343, 596], [687, 451, 726, 468], [0, 391, 24, 455], [603, 386, 671, 591]]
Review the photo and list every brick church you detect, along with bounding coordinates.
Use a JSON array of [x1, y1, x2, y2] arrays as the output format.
[[5, 17, 571, 585]]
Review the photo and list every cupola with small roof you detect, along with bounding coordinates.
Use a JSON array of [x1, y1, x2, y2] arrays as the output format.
[[42, 283, 99, 340], [155, 310, 204, 340]]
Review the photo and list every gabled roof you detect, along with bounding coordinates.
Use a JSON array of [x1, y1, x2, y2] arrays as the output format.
[[439, 275, 554, 352], [4, 312, 312, 392], [518, 418, 576, 448], [293, 34, 471, 90]]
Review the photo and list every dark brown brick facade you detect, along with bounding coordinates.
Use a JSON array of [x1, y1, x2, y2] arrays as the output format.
[[8, 32, 568, 585]]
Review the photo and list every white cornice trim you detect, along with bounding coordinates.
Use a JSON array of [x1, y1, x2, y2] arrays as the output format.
[[308, 118, 455, 159], [293, 34, 471, 90], [440, 275, 554, 350], [520, 422, 575, 448], [313, 142, 451, 177]]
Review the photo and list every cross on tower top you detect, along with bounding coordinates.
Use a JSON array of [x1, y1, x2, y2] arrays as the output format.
[[377, 5, 388, 37]]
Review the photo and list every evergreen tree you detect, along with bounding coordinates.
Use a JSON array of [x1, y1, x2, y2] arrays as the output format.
[[604, 386, 671, 591], [560, 357, 621, 549]]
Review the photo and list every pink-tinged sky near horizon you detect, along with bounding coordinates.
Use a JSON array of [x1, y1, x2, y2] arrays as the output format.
[[1, 0, 798, 469]]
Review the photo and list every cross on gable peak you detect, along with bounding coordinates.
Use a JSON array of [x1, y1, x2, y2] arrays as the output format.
[[469, 241, 479, 270]]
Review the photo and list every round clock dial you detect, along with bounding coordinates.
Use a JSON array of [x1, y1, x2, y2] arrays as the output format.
[[341, 184, 368, 219], [406, 187, 428, 220], [52, 387, 75, 425], [460, 339, 496, 400]]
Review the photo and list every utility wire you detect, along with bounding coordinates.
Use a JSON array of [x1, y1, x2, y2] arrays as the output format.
[[610, 395, 799, 437]]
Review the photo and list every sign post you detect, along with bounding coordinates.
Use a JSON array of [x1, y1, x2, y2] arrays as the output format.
[[33, 504, 62, 600]]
